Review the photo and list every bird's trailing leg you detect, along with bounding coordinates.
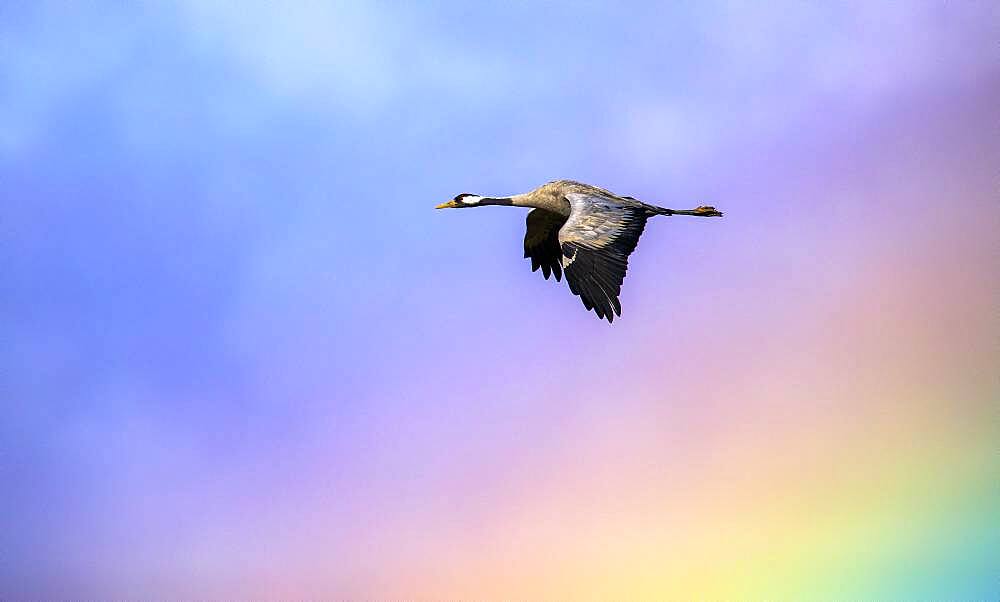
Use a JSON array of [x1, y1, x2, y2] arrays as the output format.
[[659, 205, 723, 217]]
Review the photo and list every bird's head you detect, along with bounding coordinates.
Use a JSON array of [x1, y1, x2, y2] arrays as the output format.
[[435, 193, 483, 209]]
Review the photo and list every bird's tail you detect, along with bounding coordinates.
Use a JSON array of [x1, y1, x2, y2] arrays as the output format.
[[648, 204, 723, 218]]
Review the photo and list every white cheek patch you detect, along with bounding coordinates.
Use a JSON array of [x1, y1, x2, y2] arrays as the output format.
[[463, 195, 483, 205]]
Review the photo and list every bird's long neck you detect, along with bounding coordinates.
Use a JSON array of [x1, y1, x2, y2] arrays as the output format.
[[510, 192, 569, 214], [478, 196, 515, 206], [478, 193, 569, 215]]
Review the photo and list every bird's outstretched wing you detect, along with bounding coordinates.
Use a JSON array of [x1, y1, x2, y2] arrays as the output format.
[[559, 192, 649, 323], [523, 208, 568, 281]]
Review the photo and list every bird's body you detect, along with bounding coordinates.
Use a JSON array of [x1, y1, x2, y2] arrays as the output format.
[[436, 180, 722, 323]]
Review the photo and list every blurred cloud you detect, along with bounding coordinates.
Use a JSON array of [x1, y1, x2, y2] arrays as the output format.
[[616, 2, 998, 175], [3, 1, 993, 165], [175, 1, 403, 110], [0, 4, 139, 154]]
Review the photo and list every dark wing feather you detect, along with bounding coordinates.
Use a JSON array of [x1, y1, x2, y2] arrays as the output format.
[[523, 209, 567, 282], [559, 192, 649, 323]]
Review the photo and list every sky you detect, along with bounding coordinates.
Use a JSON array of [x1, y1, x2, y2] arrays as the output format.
[[2, 1, 998, 599]]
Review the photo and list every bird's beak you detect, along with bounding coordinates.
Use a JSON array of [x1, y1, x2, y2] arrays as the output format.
[[435, 200, 458, 209]]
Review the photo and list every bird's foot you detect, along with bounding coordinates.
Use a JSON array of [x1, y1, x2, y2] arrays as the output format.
[[694, 205, 723, 217]]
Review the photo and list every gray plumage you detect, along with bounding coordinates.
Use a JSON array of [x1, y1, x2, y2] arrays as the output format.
[[436, 180, 722, 323]]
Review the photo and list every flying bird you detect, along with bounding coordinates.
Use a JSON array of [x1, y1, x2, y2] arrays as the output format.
[[436, 180, 722, 323]]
